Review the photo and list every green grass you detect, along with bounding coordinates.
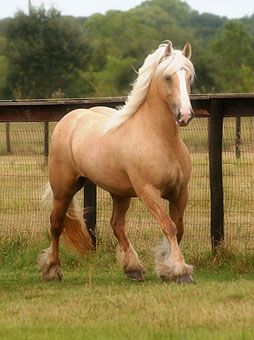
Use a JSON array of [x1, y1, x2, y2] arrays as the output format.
[[0, 238, 254, 339]]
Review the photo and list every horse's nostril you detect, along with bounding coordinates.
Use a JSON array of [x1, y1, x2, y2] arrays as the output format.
[[177, 112, 182, 121]]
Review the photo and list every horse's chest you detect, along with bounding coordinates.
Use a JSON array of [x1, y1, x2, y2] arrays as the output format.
[[163, 165, 186, 197], [159, 162, 185, 190], [133, 155, 186, 191]]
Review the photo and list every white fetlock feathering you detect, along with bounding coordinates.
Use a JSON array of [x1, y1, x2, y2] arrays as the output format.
[[116, 244, 144, 272], [155, 237, 193, 280]]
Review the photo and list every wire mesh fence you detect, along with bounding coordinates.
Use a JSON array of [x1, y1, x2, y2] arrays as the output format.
[[222, 117, 254, 251], [0, 117, 253, 252]]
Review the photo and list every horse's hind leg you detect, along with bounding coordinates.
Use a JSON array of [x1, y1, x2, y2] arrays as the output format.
[[110, 194, 144, 281], [39, 177, 84, 281], [39, 195, 71, 281]]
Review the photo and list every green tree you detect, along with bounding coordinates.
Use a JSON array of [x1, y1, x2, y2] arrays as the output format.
[[2, 6, 93, 99], [2, 0, 246, 98], [86, 55, 136, 96], [210, 20, 254, 92], [0, 34, 7, 95], [84, 0, 200, 95]]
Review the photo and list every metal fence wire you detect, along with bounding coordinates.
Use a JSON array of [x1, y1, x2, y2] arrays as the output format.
[[222, 117, 254, 251], [0, 117, 253, 251]]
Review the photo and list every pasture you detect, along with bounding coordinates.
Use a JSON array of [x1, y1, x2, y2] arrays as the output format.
[[0, 238, 254, 339], [0, 116, 254, 339]]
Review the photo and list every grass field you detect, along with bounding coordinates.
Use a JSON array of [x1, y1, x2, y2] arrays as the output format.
[[0, 238, 254, 340]]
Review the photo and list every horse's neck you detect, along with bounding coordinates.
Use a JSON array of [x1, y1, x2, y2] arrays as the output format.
[[136, 94, 179, 140]]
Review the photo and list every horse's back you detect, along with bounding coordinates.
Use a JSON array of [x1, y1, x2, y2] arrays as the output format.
[[51, 107, 116, 145], [54, 107, 114, 132], [48, 108, 108, 173], [48, 107, 131, 192]]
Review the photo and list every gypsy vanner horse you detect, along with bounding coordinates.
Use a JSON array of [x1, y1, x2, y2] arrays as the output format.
[[39, 41, 195, 283]]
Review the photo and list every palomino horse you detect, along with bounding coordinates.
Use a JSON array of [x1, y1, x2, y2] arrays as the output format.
[[39, 41, 195, 283]]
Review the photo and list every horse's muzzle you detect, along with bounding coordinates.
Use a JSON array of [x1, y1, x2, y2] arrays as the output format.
[[176, 111, 193, 126]]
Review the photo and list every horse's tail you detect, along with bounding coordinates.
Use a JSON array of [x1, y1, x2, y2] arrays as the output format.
[[43, 183, 93, 256]]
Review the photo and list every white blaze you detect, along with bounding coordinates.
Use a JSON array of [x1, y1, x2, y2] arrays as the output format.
[[176, 69, 192, 124]]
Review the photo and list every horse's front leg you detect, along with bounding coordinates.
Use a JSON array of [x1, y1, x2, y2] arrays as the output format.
[[138, 185, 193, 283], [110, 194, 145, 281], [168, 187, 189, 244]]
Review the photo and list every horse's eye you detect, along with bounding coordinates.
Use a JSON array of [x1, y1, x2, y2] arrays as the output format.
[[164, 75, 171, 82]]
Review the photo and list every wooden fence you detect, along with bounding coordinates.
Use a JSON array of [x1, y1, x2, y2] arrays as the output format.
[[1, 94, 254, 251]]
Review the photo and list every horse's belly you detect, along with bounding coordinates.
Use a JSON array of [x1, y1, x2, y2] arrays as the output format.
[[95, 180, 136, 197], [82, 164, 135, 197], [73, 142, 135, 196]]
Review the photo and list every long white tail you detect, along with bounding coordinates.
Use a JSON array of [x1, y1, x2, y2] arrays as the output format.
[[43, 183, 93, 255]]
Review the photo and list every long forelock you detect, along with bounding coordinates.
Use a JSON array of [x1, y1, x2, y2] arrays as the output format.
[[158, 50, 195, 80], [103, 44, 194, 134]]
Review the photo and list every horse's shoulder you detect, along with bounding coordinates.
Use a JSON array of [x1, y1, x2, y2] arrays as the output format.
[[88, 106, 116, 117]]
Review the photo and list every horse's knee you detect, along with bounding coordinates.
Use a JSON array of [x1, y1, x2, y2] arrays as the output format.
[[163, 220, 177, 239]]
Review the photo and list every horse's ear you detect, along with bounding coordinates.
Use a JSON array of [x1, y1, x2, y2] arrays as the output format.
[[164, 41, 173, 57], [183, 42, 192, 59]]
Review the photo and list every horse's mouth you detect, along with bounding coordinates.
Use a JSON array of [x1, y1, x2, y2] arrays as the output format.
[[176, 115, 194, 127], [176, 120, 189, 127]]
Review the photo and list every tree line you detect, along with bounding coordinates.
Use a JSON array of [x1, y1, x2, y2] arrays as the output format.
[[0, 0, 253, 99]]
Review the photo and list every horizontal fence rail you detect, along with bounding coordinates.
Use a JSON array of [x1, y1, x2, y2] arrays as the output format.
[[1, 94, 254, 122], [1, 94, 254, 251]]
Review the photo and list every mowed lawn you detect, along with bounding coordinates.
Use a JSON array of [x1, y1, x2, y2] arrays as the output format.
[[0, 239, 254, 340]]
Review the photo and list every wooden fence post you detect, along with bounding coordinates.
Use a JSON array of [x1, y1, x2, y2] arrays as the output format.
[[84, 179, 97, 248], [208, 99, 224, 251], [44, 122, 49, 159], [235, 115, 241, 159], [6, 122, 11, 153]]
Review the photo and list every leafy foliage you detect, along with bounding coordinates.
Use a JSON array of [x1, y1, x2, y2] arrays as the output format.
[[86, 55, 137, 96], [0, 0, 254, 99], [210, 20, 254, 92], [2, 6, 93, 99]]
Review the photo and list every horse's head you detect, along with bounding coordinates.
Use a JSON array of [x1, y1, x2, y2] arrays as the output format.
[[104, 41, 195, 134], [157, 41, 195, 126]]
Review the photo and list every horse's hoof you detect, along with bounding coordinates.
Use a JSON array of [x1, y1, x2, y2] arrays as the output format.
[[176, 273, 195, 284], [56, 271, 63, 281], [160, 273, 195, 284], [42, 267, 63, 282], [43, 273, 62, 282], [126, 270, 145, 282], [160, 275, 174, 283]]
